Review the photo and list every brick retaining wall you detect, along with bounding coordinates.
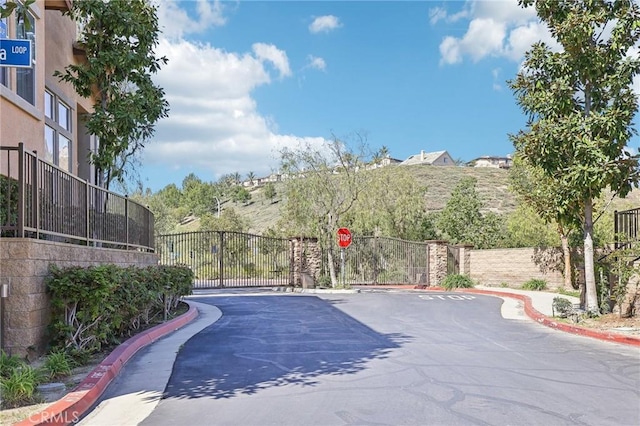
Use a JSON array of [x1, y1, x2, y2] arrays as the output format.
[[468, 247, 564, 288], [0, 239, 157, 357]]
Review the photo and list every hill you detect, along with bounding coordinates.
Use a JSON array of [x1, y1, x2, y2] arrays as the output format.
[[172, 165, 640, 236]]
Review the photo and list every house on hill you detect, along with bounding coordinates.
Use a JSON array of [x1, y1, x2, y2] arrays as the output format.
[[467, 155, 513, 169], [400, 150, 455, 166]]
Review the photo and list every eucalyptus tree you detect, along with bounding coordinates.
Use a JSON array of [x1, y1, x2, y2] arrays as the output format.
[[54, 0, 169, 190], [278, 135, 370, 287], [346, 166, 431, 241], [509, 0, 640, 311]]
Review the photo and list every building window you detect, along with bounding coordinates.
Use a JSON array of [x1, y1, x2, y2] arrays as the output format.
[[16, 9, 35, 105], [44, 89, 73, 171]]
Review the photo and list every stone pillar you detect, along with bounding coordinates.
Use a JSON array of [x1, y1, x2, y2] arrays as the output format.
[[457, 244, 473, 276], [289, 237, 321, 288], [426, 240, 449, 287]]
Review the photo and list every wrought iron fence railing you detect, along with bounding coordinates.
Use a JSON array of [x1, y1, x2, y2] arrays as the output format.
[[344, 236, 430, 285], [614, 207, 640, 249], [156, 231, 291, 287], [1, 143, 154, 251]]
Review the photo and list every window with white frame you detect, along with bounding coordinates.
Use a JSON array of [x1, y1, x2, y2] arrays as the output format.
[[44, 89, 72, 171]]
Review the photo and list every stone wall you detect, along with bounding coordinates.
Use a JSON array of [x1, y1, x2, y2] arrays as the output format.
[[0, 239, 157, 357], [468, 247, 564, 288]]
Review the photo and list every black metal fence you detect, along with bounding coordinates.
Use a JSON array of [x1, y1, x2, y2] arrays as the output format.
[[156, 231, 291, 288], [0, 143, 154, 251], [614, 208, 640, 249], [344, 236, 430, 285]]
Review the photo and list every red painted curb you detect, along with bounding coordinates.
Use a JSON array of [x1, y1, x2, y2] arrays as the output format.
[[14, 302, 199, 426], [415, 286, 640, 347]]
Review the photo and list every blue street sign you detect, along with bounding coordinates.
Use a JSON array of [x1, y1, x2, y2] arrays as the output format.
[[0, 39, 32, 68]]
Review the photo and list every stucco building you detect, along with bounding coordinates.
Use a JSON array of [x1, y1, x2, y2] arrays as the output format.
[[1, 0, 97, 184]]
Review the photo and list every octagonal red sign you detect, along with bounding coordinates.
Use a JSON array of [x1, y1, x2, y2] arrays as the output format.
[[337, 228, 352, 248]]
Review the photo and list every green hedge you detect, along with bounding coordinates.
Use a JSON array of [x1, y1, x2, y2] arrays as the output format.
[[47, 264, 194, 354]]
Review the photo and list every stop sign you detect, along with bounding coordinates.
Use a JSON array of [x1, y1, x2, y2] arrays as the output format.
[[337, 228, 352, 248]]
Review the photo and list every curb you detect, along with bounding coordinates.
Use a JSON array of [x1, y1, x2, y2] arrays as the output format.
[[14, 302, 200, 426], [416, 286, 640, 347]]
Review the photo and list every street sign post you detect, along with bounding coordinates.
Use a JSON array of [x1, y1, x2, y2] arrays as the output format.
[[337, 228, 352, 286], [0, 39, 32, 68]]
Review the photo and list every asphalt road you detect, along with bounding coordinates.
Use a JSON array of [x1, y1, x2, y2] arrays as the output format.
[[140, 292, 640, 426]]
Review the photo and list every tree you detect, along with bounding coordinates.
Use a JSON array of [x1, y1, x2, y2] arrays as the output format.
[[509, 155, 581, 289], [379, 145, 390, 159], [0, 0, 33, 22], [54, 0, 169, 190], [278, 134, 369, 287], [505, 203, 560, 249], [246, 171, 256, 186], [346, 166, 432, 241], [231, 186, 251, 205], [263, 182, 277, 204], [436, 177, 506, 249], [509, 0, 640, 311]]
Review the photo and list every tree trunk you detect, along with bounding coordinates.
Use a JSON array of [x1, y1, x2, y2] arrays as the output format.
[[583, 198, 598, 311], [327, 248, 338, 288], [561, 233, 572, 289]]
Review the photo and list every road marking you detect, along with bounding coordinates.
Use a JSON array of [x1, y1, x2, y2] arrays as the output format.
[[419, 294, 476, 300]]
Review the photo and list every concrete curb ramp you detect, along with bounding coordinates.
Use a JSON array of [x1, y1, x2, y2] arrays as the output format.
[[14, 304, 199, 426]]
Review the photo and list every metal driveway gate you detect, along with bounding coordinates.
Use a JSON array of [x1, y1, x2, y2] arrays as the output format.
[[156, 231, 291, 288], [343, 236, 430, 285]]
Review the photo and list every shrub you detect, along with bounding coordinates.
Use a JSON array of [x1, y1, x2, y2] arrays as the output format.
[[521, 278, 547, 291], [316, 275, 332, 288], [0, 364, 40, 408], [47, 264, 194, 354], [552, 297, 573, 318], [441, 274, 475, 290], [0, 350, 24, 379], [42, 350, 73, 380]]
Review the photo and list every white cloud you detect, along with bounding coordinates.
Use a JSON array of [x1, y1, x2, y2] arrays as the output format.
[[145, 37, 325, 181], [306, 55, 327, 71], [439, 36, 462, 65], [309, 15, 342, 34], [157, 0, 227, 40], [492, 68, 502, 91], [252, 43, 292, 78], [428, 6, 447, 25], [429, 3, 473, 25], [436, 0, 553, 65]]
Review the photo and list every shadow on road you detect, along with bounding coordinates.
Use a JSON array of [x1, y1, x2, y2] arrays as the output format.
[[163, 295, 412, 400]]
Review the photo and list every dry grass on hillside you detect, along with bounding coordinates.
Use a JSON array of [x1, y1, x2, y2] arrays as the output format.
[[171, 165, 640, 236]]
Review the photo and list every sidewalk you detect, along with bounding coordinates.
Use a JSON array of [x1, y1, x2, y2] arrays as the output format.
[[14, 286, 640, 426]]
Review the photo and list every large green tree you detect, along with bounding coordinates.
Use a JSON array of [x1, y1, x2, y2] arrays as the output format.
[[437, 177, 506, 249], [509, 0, 640, 311], [346, 166, 433, 241], [55, 0, 169, 190], [278, 135, 369, 287]]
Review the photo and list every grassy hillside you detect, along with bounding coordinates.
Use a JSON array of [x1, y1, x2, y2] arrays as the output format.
[[172, 165, 640, 236]]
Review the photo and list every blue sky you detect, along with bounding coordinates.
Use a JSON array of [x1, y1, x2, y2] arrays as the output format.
[[138, 0, 640, 192]]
